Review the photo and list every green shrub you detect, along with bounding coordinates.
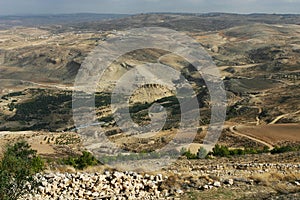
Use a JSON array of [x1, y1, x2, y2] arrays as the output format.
[[261, 146, 270, 153], [76, 151, 99, 169], [0, 141, 44, 200], [270, 145, 297, 154], [184, 144, 299, 159], [181, 148, 198, 159], [229, 148, 245, 156], [212, 144, 230, 157], [63, 151, 99, 170]]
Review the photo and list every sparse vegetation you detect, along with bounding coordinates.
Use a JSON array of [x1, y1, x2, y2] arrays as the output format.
[[3, 89, 73, 131], [211, 144, 272, 157], [181, 148, 198, 159], [180, 144, 300, 160], [95, 92, 111, 107], [7, 103, 15, 111], [250, 171, 300, 192], [128, 96, 181, 130], [99, 150, 181, 164], [55, 134, 81, 145]]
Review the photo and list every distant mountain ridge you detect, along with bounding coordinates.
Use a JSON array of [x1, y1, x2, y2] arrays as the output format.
[[47, 12, 300, 33], [1, 12, 300, 29], [0, 13, 129, 28]]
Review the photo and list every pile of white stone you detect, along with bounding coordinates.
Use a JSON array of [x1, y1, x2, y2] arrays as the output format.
[[22, 171, 167, 199]]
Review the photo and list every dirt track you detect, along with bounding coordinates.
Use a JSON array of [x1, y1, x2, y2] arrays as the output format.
[[229, 126, 274, 149], [269, 110, 300, 125], [233, 124, 300, 147]]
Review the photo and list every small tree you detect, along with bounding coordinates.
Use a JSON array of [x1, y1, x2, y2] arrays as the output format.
[[76, 151, 99, 170], [212, 144, 230, 157], [0, 141, 44, 200], [64, 151, 99, 170]]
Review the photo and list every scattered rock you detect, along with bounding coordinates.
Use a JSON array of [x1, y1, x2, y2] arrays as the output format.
[[213, 181, 221, 187], [224, 179, 234, 185], [202, 185, 209, 190]]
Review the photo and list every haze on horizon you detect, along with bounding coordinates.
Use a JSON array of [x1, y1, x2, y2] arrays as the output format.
[[0, 0, 299, 16]]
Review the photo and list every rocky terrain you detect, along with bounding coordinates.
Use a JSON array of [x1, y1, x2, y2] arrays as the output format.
[[0, 13, 299, 199], [19, 152, 300, 199], [22, 171, 166, 199]]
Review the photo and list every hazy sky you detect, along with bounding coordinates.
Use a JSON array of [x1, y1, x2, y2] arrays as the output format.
[[0, 0, 299, 15]]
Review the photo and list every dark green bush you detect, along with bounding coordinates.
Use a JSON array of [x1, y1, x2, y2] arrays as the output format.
[[212, 144, 230, 157], [63, 151, 99, 170], [0, 141, 44, 200], [229, 148, 245, 156], [270, 145, 297, 154]]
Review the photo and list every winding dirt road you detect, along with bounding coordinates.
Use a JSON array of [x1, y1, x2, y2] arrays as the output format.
[[229, 126, 274, 150], [269, 110, 300, 125]]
